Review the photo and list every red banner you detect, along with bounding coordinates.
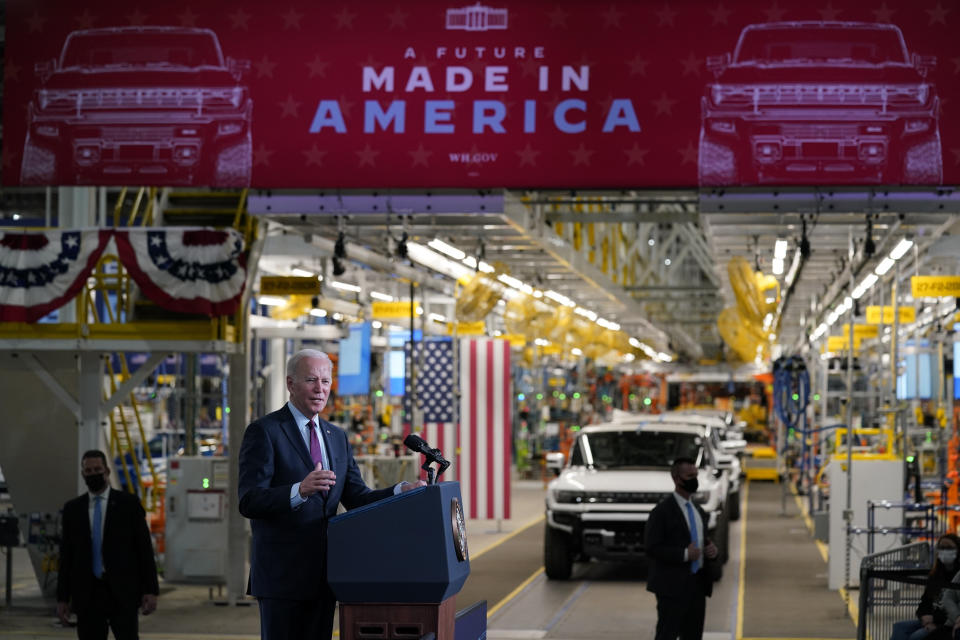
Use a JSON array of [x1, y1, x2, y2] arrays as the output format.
[[3, 0, 957, 188]]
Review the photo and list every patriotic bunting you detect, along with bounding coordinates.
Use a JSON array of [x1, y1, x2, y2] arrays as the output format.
[[114, 228, 246, 316], [0, 229, 111, 322], [0, 227, 247, 322]]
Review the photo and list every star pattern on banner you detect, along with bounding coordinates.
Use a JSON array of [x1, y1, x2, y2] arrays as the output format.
[[763, 2, 787, 22], [516, 144, 540, 167], [75, 9, 98, 29], [624, 144, 649, 166], [602, 5, 624, 28], [409, 144, 433, 167], [709, 3, 732, 26], [656, 4, 677, 27], [571, 144, 595, 167], [356, 145, 380, 167], [387, 7, 409, 29], [627, 55, 649, 76], [403, 339, 454, 424], [680, 52, 701, 76], [254, 145, 275, 167], [927, 2, 950, 26], [229, 8, 252, 30], [652, 92, 677, 116], [27, 11, 47, 32], [126, 8, 149, 26], [281, 7, 304, 29], [306, 56, 329, 79], [256, 56, 278, 79], [178, 7, 199, 27], [872, 3, 895, 22], [679, 141, 698, 166], [279, 95, 301, 118], [818, 2, 842, 21], [335, 7, 357, 29], [303, 145, 327, 167], [547, 6, 570, 28]]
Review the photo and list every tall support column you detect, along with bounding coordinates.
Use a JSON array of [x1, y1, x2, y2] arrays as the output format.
[[77, 352, 106, 494], [267, 338, 286, 412], [226, 348, 250, 605], [58, 187, 97, 323]]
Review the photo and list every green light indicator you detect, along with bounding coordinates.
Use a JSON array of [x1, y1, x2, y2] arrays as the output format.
[[792, 393, 799, 401], [571, 425, 581, 431], [536, 393, 543, 400], [643, 397, 652, 406], [559, 393, 566, 400], [375, 390, 383, 397], [202, 478, 210, 489], [573, 392, 580, 399], [552, 390, 559, 398], [629, 394, 636, 400], [814, 394, 821, 401], [907, 455, 915, 463], [225, 406, 231, 414], [518, 393, 525, 401]]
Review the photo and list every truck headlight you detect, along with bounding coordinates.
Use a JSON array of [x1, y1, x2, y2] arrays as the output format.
[[905, 119, 930, 133], [555, 490, 586, 504]]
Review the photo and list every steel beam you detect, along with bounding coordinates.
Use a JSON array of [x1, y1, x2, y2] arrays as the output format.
[[101, 352, 169, 415]]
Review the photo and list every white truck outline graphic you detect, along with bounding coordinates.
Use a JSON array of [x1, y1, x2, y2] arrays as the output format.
[[20, 26, 252, 187], [699, 21, 942, 186]]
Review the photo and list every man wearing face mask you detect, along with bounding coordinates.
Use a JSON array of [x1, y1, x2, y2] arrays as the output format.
[[645, 457, 719, 640], [56, 450, 159, 640]]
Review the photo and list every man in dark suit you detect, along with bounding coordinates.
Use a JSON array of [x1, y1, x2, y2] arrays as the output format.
[[239, 348, 425, 640], [57, 450, 159, 640], [645, 456, 719, 640]]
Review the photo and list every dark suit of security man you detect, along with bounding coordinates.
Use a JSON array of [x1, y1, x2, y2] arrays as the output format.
[[57, 450, 159, 640], [238, 348, 425, 640], [645, 456, 719, 640]]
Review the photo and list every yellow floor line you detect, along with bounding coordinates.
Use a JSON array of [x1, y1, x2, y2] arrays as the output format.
[[471, 514, 545, 560], [486, 566, 545, 619], [736, 480, 749, 640]]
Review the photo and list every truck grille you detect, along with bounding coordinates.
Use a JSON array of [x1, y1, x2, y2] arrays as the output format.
[[585, 491, 668, 504]]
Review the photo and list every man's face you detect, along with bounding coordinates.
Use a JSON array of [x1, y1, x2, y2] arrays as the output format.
[[287, 357, 333, 416], [673, 462, 697, 491], [81, 456, 109, 480]]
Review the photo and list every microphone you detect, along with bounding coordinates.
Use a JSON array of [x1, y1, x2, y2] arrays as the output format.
[[403, 434, 447, 464]]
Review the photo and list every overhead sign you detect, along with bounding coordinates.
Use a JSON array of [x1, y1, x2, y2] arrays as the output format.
[[259, 276, 321, 296], [447, 320, 486, 335], [865, 306, 916, 325], [372, 301, 421, 319], [911, 276, 960, 298], [826, 335, 861, 352], [841, 324, 879, 339], [3, 1, 956, 188]]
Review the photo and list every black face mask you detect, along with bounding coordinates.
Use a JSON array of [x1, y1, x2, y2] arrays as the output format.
[[680, 477, 699, 494], [83, 473, 107, 493]]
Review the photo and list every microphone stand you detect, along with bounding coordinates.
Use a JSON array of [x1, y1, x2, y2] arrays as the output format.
[[420, 449, 451, 485]]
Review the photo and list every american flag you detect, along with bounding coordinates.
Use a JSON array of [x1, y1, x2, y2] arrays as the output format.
[[403, 338, 458, 480], [459, 337, 511, 520]]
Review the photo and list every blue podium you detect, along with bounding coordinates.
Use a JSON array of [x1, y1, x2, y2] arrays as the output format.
[[328, 481, 473, 640]]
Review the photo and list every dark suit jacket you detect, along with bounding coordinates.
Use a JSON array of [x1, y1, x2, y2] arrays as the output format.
[[57, 488, 159, 611], [644, 494, 715, 598], [238, 405, 394, 600]]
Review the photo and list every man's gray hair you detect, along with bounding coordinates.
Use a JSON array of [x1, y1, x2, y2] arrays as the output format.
[[286, 349, 333, 379]]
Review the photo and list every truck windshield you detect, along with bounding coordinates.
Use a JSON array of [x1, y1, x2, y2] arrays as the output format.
[[583, 431, 701, 469], [735, 27, 908, 65], [61, 31, 223, 69]]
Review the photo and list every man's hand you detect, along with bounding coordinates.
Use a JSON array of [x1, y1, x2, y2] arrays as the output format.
[[141, 594, 157, 615], [56, 601, 71, 625], [686, 543, 702, 562], [704, 540, 719, 560], [299, 463, 337, 497], [400, 480, 428, 493], [921, 615, 934, 628]]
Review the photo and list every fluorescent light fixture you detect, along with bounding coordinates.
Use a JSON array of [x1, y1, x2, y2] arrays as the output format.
[[310, 308, 328, 318], [629, 337, 642, 348], [772, 257, 784, 275], [852, 273, 879, 299], [534, 338, 549, 346], [889, 238, 914, 260], [461, 256, 494, 273], [596, 319, 621, 331], [497, 273, 534, 295], [291, 268, 315, 277], [657, 352, 673, 362], [331, 281, 362, 293], [664, 258, 672, 266], [371, 320, 382, 328], [575, 307, 598, 321], [874, 256, 895, 275], [765, 296, 776, 304], [369, 291, 394, 302], [407, 241, 471, 280], [648, 238, 656, 246], [623, 353, 636, 362], [257, 295, 286, 306], [428, 313, 446, 322], [494, 330, 502, 336], [545, 290, 576, 307], [428, 239, 466, 260], [332, 312, 343, 321], [533, 290, 543, 298], [415, 307, 424, 315], [478, 261, 494, 273], [12, 214, 21, 221], [774, 238, 788, 260], [571, 347, 583, 356]]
